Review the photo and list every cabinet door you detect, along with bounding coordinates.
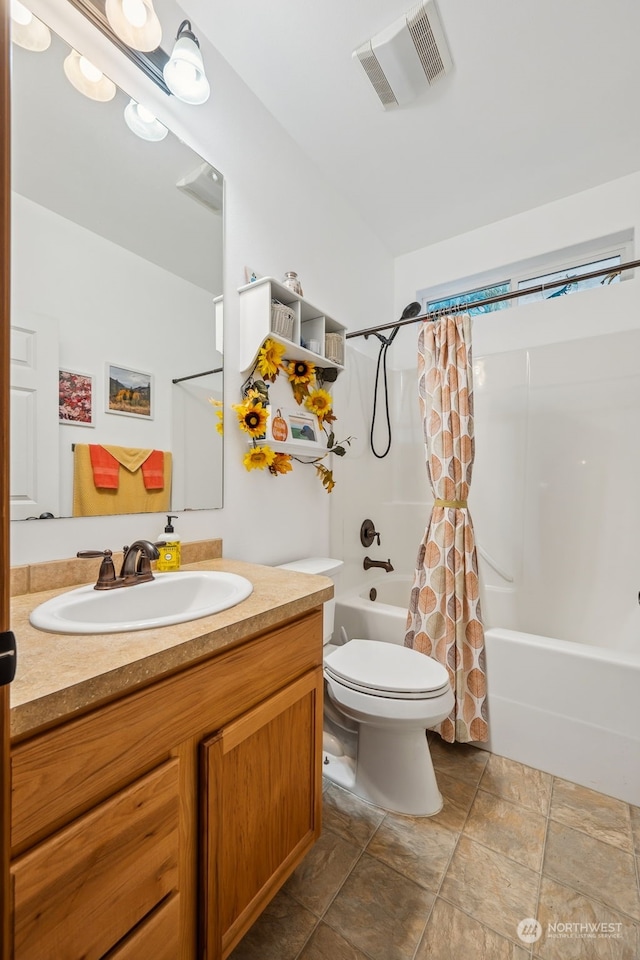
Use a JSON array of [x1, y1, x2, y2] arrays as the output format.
[[201, 668, 323, 960]]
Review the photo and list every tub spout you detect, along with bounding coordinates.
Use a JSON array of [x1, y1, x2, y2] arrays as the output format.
[[363, 557, 394, 573]]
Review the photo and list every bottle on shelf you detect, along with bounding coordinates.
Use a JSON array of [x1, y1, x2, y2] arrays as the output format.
[[282, 271, 303, 296]]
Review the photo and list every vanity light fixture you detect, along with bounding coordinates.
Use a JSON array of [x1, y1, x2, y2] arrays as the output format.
[[63, 49, 117, 102], [124, 98, 168, 141], [10, 0, 51, 51], [163, 20, 210, 105], [104, 0, 162, 53]]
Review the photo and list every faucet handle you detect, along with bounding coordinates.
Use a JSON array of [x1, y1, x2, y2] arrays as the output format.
[[77, 549, 116, 589], [360, 519, 381, 548]]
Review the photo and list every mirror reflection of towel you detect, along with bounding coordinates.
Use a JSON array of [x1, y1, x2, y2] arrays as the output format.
[[73, 444, 172, 516], [89, 445, 165, 490]]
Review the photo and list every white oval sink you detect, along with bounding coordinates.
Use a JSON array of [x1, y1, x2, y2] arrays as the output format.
[[29, 571, 253, 635]]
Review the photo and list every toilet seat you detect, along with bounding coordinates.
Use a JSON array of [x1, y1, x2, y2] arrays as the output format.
[[324, 639, 450, 700]]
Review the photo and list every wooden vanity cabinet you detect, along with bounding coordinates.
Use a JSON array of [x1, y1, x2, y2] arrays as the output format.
[[9, 608, 324, 960]]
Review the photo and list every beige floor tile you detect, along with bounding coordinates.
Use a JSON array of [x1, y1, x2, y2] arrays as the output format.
[[630, 805, 640, 858], [439, 835, 538, 942], [549, 778, 633, 852], [415, 897, 531, 959], [228, 889, 318, 960], [322, 783, 386, 848], [430, 770, 477, 833], [463, 789, 547, 871], [284, 828, 363, 916], [324, 853, 435, 960], [480, 754, 552, 815], [366, 811, 458, 892], [534, 876, 639, 960], [297, 922, 371, 960], [543, 821, 640, 921], [429, 738, 490, 787]]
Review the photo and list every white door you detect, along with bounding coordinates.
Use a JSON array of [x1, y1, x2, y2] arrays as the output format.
[[10, 313, 59, 520]]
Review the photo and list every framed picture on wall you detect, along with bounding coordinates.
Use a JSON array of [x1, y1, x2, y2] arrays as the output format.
[[106, 363, 153, 419], [58, 369, 94, 426]]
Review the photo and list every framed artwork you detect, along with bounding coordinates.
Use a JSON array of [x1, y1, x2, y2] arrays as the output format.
[[286, 409, 319, 443], [106, 363, 153, 419], [58, 369, 94, 426]]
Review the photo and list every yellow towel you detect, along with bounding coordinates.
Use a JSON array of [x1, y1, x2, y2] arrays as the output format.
[[73, 444, 172, 517], [102, 445, 153, 473]]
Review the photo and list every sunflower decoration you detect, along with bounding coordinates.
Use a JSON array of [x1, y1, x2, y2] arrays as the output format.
[[304, 388, 336, 426], [286, 358, 316, 404], [232, 398, 268, 439], [234, 337, 352, 490], [257, 338, 286, 382], [243, 446, 276, 471], [208, 397, 224, 435]]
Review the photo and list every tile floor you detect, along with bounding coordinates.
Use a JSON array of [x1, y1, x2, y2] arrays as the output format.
[[229, 738, 640, 960]]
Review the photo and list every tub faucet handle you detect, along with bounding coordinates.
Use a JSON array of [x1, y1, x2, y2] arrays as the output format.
[[360, 519, 381, 548]]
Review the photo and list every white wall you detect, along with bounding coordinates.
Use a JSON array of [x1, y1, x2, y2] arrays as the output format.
[[11, 0, 393, 567], [331, 170, 640, 648]]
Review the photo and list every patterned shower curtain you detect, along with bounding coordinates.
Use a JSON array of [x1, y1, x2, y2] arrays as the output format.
[[404, 313, 488, 743]]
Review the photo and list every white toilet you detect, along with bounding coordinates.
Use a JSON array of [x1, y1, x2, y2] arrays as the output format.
[[276, 557, 454, 816]]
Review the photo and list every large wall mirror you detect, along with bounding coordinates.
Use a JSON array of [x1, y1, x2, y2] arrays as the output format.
[[10, 19, 223, 521]]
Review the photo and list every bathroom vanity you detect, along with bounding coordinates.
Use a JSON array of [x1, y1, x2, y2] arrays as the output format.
[[8, 552, 331, 960]]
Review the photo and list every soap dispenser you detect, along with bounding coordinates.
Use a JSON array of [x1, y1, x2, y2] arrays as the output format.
[[156, 515, 181, 572]]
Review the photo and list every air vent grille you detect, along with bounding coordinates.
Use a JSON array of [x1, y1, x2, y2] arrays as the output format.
[[407, 4, 445, 83], [355, 45, 398, 107]]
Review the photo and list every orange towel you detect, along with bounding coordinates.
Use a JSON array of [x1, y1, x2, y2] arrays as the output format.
[[141, 450, 165, 490], [89, 445, 120, 489]]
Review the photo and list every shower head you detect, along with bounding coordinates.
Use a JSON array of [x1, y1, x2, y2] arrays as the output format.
[[401, 301, 421, 320]]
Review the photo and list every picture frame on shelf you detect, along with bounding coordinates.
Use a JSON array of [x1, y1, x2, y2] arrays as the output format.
[[105, 363, 153, 419], [58, 369, 94, 426], [286, 409, 320, 444]]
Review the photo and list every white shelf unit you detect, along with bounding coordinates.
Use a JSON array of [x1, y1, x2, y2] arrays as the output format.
[[237, 277, 346, 374]]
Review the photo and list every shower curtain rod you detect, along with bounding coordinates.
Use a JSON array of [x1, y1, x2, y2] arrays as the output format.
[[346, 257, 640, 342], [172, 366, 223, 384]]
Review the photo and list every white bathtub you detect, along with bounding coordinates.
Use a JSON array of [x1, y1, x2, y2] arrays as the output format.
[[334, 578, 640, 805]]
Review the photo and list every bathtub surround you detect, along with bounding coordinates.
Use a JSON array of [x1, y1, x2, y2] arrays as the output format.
[[405, 314, 487, 743], [228, 745, 640, 960]]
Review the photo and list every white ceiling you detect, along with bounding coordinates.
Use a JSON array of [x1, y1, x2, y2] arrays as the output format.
[[186, 0, 640, 257]]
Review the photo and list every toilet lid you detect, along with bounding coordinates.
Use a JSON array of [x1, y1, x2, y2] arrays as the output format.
[[324, 639, 450, 699]]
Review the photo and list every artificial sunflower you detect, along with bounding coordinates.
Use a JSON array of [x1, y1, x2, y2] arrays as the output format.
[[304, 388, 335, 423], [215, 409, 224, 435], [232, 400, 268, 438], [269, 453, 293, 476], [286, 359, 315, 386], [257, 338, 286, 381], [243, 446, 276, 472]]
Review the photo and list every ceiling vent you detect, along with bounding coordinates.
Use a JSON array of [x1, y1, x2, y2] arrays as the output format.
[[353, 1, 452, 110]]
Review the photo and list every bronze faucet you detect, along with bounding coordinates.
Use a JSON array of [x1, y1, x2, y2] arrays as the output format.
[[78, 540, 160, 590], [363, 557, 394, 573]]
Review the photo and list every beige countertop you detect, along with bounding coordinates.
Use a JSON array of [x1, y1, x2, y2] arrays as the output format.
[[10, 558, 332, 740]]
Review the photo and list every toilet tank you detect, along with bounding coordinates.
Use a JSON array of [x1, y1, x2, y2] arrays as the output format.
[[275, 557, 343, 644]]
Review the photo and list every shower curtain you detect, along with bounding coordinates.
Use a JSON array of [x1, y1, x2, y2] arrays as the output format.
[[404, 313, 488, 743]]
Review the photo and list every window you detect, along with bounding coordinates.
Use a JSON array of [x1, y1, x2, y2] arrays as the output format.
[[417, 232, 632, 317]]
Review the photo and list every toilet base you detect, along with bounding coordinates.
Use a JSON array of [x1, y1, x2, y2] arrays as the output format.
[[355, 725, 443, 816]]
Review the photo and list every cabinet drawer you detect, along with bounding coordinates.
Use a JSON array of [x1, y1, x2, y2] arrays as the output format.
[[11, 609, 322, 851], [12, 760, 180, 960], [104, 894, 181, 960]]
